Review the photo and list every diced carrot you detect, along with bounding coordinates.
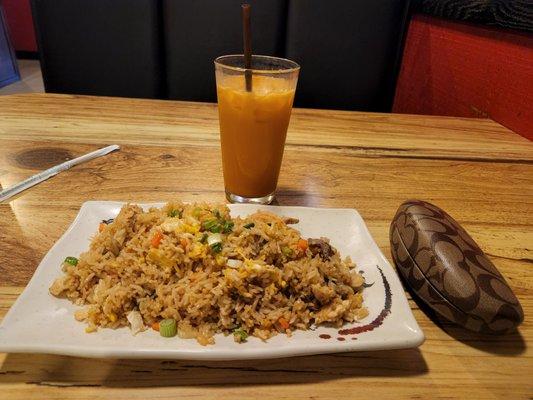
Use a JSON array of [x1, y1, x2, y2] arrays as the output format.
[[297, 239, 308, 252], [151, 231, 163, 248], [278, 317, 290, 330], [151, 321, 160, 331], [180, 237, 189, 249], [99, 223, 105, 233]]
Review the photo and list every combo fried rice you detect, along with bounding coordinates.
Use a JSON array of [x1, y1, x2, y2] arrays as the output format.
[[50, 202, 368, 345]]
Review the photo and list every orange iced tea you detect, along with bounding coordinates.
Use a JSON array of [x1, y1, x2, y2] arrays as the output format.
[[215, 55, 299, 203]]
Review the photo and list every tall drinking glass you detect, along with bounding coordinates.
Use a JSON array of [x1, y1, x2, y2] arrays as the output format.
[[214, 55, 300, 204]]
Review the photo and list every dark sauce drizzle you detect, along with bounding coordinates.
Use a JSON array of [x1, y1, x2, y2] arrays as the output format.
[[338, 266, 392, 336]]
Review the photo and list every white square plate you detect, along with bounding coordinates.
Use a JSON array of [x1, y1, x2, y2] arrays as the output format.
[[0, 201, 424, 360]]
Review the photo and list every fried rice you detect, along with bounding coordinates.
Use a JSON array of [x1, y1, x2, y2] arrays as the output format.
[[49, 202, 368, 345]]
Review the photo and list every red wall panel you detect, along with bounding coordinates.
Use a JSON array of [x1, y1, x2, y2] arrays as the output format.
[[3, 0, 37, 52], [393, 14, 533, 140]]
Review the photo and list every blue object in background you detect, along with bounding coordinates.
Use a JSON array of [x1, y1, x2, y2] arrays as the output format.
[[0, 3, 20, 89]]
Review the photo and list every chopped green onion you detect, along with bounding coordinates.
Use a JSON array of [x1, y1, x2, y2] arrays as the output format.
[[233, 327, 248, 342], [281, 246, 293, 257], [210, 242, 222, 253], [207, 233, 223, 253], [64, 256, 78, 266], [222, 220, 234, 233], [207, 233, 222, 245], [202, 219, 217, 229], [243, 222, 255, 229], [159, 319, 177, 337], [202, 219, 221, 233], [200, 233, 208, 244], [168, 209, 181, 218]]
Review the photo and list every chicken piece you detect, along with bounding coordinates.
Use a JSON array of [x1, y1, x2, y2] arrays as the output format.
[[126, 310, 145, 335]]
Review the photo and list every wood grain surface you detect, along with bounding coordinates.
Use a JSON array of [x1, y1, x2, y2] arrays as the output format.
[[0, 93, 532, 399]]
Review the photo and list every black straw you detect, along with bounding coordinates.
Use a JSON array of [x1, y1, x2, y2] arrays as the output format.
[[242, 4, 252, 92]]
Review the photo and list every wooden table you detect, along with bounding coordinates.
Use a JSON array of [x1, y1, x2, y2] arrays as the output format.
[[0, 94, 531, 399]]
